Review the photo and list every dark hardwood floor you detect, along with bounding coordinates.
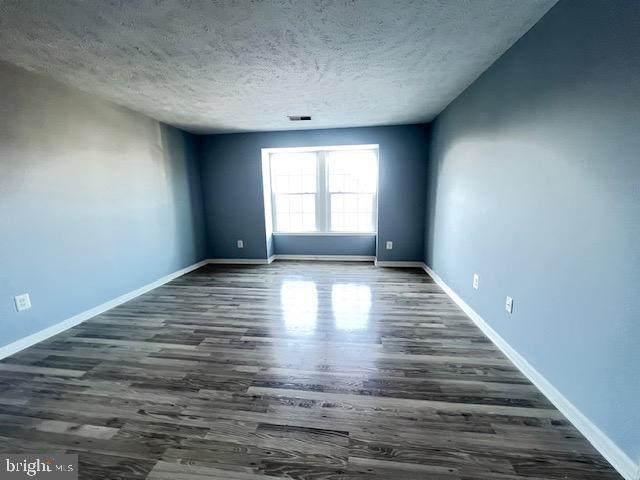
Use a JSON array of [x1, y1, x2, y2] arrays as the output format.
[[0, 262, 621, 479]]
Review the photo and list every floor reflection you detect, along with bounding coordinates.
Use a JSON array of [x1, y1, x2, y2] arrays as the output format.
[[280, 280, 318, 335], [332, 283, 372, 331], [275, 276, 376, 372]]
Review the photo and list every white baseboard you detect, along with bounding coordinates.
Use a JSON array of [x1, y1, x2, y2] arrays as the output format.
[[208, 258, 271, 264], [273, 254, 375, 262], [422, 264, 639, 480], [374, 260, 425, 268], [0, 259, 209, 361]]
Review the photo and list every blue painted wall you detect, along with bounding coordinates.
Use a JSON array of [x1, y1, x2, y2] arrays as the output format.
[[0, 61, 206, 349], [425, 0, 640, 463], [273, 235, 376, 257], [266, 232, 275, 258], [199, 125, 429, 260]]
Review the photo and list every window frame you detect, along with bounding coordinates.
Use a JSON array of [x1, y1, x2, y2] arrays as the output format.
[[265, 145, 379, 235]]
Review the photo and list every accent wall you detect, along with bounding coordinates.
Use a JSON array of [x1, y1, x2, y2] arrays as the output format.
[[199, 125, 429, 261]]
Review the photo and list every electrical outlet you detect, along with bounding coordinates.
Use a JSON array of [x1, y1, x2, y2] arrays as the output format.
[[237, 240, 244, 249], [14, 293, 31, 312], [505, 296, 513, 314], [473, 274, 479, 290], [385, 241, 393, 250]]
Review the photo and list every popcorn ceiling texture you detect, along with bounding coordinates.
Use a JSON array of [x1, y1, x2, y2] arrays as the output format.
[[0, 0, 556, 133]]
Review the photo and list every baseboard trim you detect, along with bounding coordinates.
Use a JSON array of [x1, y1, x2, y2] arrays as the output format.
[[273, 255, 375, 262], [208, 258, 271, 264], [0, 259, 209, 361], [374, 260, 425, 268], [422, 264, 639, 480]]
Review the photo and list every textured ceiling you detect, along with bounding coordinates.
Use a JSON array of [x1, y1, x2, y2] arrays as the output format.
[[0, 0, 556, 134]]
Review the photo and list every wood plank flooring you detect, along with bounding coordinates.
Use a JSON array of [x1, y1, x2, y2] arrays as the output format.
[[0, 262, 622, 479]]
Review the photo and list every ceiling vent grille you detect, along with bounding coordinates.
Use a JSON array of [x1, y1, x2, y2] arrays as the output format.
[[288, 115, 312, 121]]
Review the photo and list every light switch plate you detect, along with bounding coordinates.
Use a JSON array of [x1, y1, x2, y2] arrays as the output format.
[[473, 274, 479, 290], [385, 241, 393, 250], [237, 240, 244, 249], [14, 293, 32, 312], [505, 296, 514, 314]]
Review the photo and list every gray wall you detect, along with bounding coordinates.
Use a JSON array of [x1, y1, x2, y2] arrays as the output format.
[[199, 125, 429, 261], [425, 0, 640, 463], [0, 61, 206, 349], [273, 235, 376, 257]]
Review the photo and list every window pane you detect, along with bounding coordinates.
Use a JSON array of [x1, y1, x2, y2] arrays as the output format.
[[303, 213, 315, 230], [275, 194, 316, 232], [302, 195, 315, 212], [276, 214, 290, 232], [327, 149, 377, 193], [358, 213, 372, 232], [290, 213, 303, 231], [345, 194, 357, 212], [302, 175, 315, 192], [271, 152, 317, 193], [330, 193, 374, 232], [289, 194, 302, 213]]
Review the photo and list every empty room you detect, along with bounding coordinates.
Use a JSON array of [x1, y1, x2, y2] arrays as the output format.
[[0, 0, 638, 479]]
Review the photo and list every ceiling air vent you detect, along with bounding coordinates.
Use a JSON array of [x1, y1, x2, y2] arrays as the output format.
[[288, 115, 312, 121]]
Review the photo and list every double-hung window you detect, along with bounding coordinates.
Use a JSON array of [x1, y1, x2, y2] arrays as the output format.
[[327, 149, 377, 233], [266, 145, 378, 234], [270, 152, 318, 233]]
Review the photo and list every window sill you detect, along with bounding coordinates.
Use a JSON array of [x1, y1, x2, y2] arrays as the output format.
[[272, 232, 376, 237]]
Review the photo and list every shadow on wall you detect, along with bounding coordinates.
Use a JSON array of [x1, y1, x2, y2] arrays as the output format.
[[159, 124, 207, 269]]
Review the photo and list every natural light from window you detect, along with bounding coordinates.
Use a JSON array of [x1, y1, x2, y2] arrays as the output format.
[[265, 145, 378, 234], [270, 152, 317, 233], [280, 280, 318, 335], [331, 283, 372, 331]]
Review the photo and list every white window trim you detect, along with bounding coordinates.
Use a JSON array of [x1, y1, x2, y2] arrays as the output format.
[[263, 144, 379, 235]]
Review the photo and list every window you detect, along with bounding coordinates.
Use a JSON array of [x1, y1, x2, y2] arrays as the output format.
[[270, 152, 317, 233], [327, 150, 377, 233], [265, 145, 378, 234]]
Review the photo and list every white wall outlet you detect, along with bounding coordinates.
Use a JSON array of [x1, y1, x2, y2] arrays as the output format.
[[505, 296, 514, 314], [14, 293, 31, 312], [385, 241, 393, 250], [473, 273, 479, 290], [237, 240, 244, 249]]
